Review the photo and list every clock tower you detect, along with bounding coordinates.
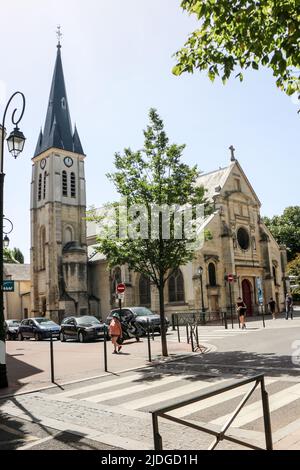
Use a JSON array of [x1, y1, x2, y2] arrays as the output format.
[[30, 41, 88, 321]]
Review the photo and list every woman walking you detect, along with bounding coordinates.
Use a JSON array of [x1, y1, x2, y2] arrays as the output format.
[[109, 313, 123, 353], [236, 297, 247, 329]]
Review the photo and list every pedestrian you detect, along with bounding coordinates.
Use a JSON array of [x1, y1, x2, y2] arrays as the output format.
[[236, 297, 247, 329], [268, 297, 276, 320], [285, 293, 293, 320], [109, 312, 123, 353]]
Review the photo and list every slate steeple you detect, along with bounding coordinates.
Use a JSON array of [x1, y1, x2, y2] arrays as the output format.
[[34, 43, 84, 157]]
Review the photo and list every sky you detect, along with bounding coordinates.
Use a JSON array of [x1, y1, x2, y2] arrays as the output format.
[[0, 0, 299, 263]]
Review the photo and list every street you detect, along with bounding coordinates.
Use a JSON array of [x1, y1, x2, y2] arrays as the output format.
[[1, 310, 300, 450]]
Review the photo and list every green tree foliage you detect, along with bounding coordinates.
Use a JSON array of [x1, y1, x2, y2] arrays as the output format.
[[3, 247, 24, 264], [287, 253, 300, 279], [89, 109, 208, 356], [12, 248, 24, 264], [173, 1, 300, 102], [264, 206, 300, 261]]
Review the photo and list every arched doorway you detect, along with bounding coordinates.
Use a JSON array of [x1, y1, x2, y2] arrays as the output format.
[[242, 279, 253, 316]]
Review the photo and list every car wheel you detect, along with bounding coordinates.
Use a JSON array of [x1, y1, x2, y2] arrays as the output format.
[[18, 332, 24, 341], [60, 332, 66, 342], [34, 332, 41, 341], [78, 332, 85, 343]]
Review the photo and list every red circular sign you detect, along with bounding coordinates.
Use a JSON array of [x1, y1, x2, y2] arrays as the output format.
[[228, 274, 234, 282], [116, 283, 126, 293]]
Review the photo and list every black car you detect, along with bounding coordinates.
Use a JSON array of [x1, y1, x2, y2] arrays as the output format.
[[60, 315, 107, 343], [4, 319, 21, 340], [107, 307, 170, 335], [18, 318, 60, 341]]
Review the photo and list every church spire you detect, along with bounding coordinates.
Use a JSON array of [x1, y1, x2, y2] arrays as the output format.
[[34, 38, 84, 157]]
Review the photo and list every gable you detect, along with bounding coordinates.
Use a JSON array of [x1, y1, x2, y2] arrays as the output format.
[[220, 161, 261, 207]]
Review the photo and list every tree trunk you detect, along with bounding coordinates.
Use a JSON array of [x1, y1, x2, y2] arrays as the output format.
[[159, 273, 168, 357]]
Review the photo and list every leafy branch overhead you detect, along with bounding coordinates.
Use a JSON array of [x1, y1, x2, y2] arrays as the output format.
[[173, 0, 300, 100]]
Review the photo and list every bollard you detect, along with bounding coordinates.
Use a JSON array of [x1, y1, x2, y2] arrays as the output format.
[[50, 333, 55, 383], [262, 308, 266, 328], [147, 319, 152, 362], [190, 324, 194, 352], [172, 314, 176, 331], [103, 324, 108, 372], [230, 309, 234, 329], [152, 323, 155, 341], [186, 323, 189, 344], [224, 311, 228, 330], [177, 315, 180, 343], [195, 322, 199, 348]]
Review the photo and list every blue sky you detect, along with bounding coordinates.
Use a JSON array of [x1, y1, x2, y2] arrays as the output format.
[[0, 0, 299, 263]]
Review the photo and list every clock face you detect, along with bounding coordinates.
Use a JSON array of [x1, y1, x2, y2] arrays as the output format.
[[40, 158, 46, 170], [64, 156, 73, 168]]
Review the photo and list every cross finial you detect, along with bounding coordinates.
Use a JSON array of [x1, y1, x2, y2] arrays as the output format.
[[56, 25, 62, 48], [229, 145, 236, 162]]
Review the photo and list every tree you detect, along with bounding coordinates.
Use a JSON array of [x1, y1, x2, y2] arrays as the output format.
[[287, 253, 300, 279], [3, 247, 24, 264], [264, 206, 300, 261], [89, 109, 208, 356], [173, 1, 300, 103]]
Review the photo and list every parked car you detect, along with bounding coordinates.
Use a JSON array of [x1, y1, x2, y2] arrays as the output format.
[[4, 319, 21, 340], [18, 318, 60, 341], [60, 315, 107, 343], [106, 307, 170, 337]]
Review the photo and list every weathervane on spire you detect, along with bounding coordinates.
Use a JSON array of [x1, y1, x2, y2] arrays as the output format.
[[56, 25, 62, 48], [229, 145, 236, 162]]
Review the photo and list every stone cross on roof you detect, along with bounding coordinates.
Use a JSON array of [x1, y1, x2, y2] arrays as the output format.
[[229, 145, 236, 162]]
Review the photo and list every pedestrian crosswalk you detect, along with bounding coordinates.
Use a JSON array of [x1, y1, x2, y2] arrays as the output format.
[[168, 326, 260, 343]]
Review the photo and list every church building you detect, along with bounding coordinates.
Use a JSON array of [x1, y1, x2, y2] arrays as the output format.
[[30, 43, 288, 322]]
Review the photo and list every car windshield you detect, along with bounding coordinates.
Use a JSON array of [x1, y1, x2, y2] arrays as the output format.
[[131, 307, 155, 316], [7, 320, 20, 326], [35, 318, 57, 326], [76, 316, 100, 325]]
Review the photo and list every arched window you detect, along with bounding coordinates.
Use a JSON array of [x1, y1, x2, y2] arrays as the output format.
[[38, 174, 42, 201], [64, 226, 73, 244], [169, 269, 185, 302], [273, 265, 277, 285], [139, 275, 151, 306], [208, 263, 217, 286], [62, 171, 68, 197], [43, 172, 47, 199], [40, 226, 46, 270], [70, 172, 76, 198]]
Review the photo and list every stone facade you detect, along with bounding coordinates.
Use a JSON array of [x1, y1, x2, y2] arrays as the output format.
[[87, 160, 288, 319]]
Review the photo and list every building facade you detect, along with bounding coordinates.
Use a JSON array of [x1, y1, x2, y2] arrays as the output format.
[[87, 159, 288, 319], [4, 264, 31, 320]]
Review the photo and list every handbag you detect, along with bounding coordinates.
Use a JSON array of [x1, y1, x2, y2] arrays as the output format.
[[117, 337, 124, 345]]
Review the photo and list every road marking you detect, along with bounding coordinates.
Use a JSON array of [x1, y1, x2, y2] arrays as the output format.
[[85, 374, 191, 403], [123, 380, 221, 410], [56, 373, 154, 398], [211, 383, 300, 427], [168, 378, 276, 418], [16, 431, 62, 450]]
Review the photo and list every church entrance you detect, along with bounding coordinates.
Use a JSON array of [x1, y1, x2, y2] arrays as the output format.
[[242, 279, 253, 316]]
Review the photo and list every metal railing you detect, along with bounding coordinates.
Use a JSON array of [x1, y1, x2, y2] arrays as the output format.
[[149, 374, 272, 450], [172, 311, 226, 329]]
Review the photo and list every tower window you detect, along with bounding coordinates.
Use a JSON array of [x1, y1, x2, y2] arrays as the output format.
[[70, 172, 76, 198], [38, 174, 42, 201], [62, 171, 68, 197], [43, 172, 47, 199]]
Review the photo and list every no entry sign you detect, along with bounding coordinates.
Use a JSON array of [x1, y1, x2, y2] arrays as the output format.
[[227, 274, 234, 282], [116, 283, 126, 294]]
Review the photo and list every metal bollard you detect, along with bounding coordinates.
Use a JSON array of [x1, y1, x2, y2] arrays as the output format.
[[262, 308, 266, 328], [177, 315, 180, 343], [103, 324, 108, 372], [172, 314, 176, 331], [147, 319, 152, 362], [50, 333, 55, 383], [224, 311, 228, 330], [186, 323, 189, 343], [190, 324, 194, 352]]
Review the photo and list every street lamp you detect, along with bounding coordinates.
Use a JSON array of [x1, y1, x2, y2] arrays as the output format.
[[197, 266, 206, 324], [0, 92, 26, 389], [3, 217, 13, 249]]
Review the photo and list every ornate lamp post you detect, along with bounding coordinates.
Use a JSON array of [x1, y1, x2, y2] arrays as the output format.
[[197, 266, 206, 324], [0, 92, 26, 388]]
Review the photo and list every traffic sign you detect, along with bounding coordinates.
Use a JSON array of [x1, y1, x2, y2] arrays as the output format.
[[116, 283, 126, 294], [227, 274, 234, 283], [2, 280, 14, 292]]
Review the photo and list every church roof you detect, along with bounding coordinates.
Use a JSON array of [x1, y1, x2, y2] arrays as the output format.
[[197, 164, 233, 201], [34, 45, 84, 157], [4, 263, 30, 281]]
